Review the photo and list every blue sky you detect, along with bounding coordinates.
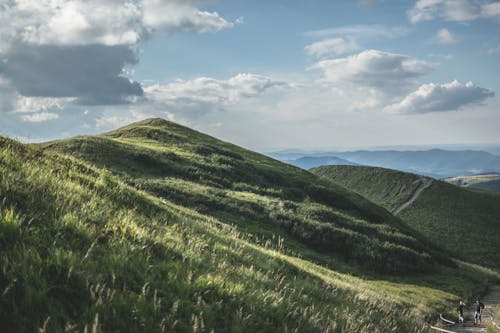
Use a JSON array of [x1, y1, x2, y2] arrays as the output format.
[[1, 0, 500, 150]]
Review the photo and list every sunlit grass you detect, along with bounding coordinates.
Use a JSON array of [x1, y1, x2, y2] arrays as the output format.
[[1, 119, 498, 332]]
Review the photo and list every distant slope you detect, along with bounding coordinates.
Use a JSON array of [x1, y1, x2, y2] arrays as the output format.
[[285, 156, 359, 169], [277, 149, 500, 178], [312, 165, 500, 268], [445, 174, 500, 193]]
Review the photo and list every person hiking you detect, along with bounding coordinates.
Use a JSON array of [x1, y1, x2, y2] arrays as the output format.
[[474, 298, 485, 326], [457, 300, 465, 326]]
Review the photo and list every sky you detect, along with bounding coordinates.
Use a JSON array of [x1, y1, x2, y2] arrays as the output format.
[[1, 0, 500, 151]]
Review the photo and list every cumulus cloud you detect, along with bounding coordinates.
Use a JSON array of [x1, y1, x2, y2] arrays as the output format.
[[0, 0, 143, 48], [144, 74, 289, 111], [408, 0, 500, 23], [0, 0, 235, 49], [310, 50, 433, 94], [305, 38, 359, 57], [384, 80, 495, 114], [436, 28, 456, 44], [1, 44, 143, 105], [21, 112, 59, 123], [142, 0, 235, 34], [0, 0, 237, 110]]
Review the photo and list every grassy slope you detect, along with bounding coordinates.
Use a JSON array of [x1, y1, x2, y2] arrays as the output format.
[[0, 119, 496, 332], [311, 165, 500, 269], [40, 119, 444, 275]]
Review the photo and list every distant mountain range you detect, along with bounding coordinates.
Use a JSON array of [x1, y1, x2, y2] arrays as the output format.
[[270, 149, 500, 178], [284, 156, 359, 169]]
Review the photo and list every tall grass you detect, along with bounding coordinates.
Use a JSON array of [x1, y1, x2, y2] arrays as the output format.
[[1, 119, 498, 332]]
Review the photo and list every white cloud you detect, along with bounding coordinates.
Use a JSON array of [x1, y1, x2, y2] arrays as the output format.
[[304, 24, 409, 39], [384, 80, 495, 114], [436, 28, 456, 44], [142, 0, 235, 34], [145, 74, 289, 107], [305, 38, 359, 57], [408, 0, 500, 23], [0, 0, 237, 109], [21, 112, 59, 123], [0, 0, 143, 47], [0, 0, 236, 49], [15, 96, 74, 113], [309, 50, 433, 94]]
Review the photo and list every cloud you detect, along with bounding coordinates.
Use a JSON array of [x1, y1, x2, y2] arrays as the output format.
[[0, 0, 235, 49], [309, 50, 433, 94], [142, 0, 236, 34], [303, 24, 409, 60], [384, 80, 495, 114], [0, 0, 237, 109], [408, 0, 500, 23], [21, 112, 59, 123], [436, 28, 456, 44], [305, 38, 359, 57], [304, 24, 409, 39], [144, 73, 289, 117], [0, 0, 144, 48], [0, 44, 143, 105]]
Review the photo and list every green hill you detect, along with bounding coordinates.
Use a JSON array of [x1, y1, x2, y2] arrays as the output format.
[[444, 174, 500, 193], [311, 165, 500, 269], [1, 119, 497, 332]]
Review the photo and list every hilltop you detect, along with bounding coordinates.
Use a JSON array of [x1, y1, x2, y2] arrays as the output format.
[[284, 156, 359, 169], [1, 118, 498, 332], [311, 165, 500, 268]]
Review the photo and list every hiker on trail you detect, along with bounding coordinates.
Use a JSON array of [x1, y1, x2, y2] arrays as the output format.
[[457, 300, 465, 326], [474, 298, 485, 326]]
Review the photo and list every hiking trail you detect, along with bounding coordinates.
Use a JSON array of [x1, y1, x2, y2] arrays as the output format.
[[393, 177, 433, 215], [431, 285, 500, 332]]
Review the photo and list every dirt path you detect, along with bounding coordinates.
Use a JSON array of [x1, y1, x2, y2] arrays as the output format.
[[431, 285, 500, 332], [393, 178, 433, 216]]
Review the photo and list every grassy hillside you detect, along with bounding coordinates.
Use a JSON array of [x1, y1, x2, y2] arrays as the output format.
[[40, 119, 444, 275], [312, 165, 500, 269], [445, 174, 500, 193], [1, 119, 497, 332]]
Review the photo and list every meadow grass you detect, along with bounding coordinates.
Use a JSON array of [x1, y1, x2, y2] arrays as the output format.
[[1, 119, 498, 332], [312, 165, 500, 269]]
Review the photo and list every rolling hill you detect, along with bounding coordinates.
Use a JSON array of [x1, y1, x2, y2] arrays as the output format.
[[284, 156, 359, 169], [1, 119, 498, 332], [311, 165, 500, 269], [444, 174, 500, 193], [273, 149, 500, 178]]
